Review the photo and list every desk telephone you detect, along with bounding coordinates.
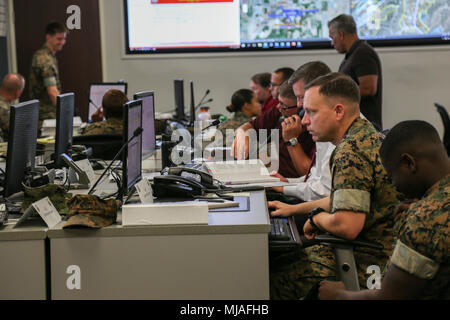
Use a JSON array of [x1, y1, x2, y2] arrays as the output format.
[[152, 167, 217, 199]]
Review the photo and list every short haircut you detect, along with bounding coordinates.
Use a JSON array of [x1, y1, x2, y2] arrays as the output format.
[[227, 89, 254, 113], [287, 61, 332, 87], [251, 72, 271, 88], [274, 67, 295, 83], [380, 120, 442, 164], [1, 73, 25, 92], [278, 81, 296, 101], [102, 89, 128, 119], [304, 72, 361, 106], [328, 14, 357, 35], [45, 22, 68, 35]]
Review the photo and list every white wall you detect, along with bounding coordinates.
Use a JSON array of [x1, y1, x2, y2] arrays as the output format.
[[100, 0, 450, 137]]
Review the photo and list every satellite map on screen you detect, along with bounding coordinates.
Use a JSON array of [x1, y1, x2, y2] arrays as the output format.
[[240, 0, 450, 41]]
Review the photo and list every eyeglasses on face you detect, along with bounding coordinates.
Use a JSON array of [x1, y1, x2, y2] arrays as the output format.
[[279, 103, 297, 110]]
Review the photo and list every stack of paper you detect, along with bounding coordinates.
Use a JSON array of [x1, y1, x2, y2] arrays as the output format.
[[205, 159, 280, 185]]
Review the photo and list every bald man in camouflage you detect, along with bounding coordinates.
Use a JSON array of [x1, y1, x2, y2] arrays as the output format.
[[0, 73, 25, 141]]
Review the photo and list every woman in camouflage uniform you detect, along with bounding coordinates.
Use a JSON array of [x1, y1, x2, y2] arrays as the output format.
[[215, 89, 261, 146]]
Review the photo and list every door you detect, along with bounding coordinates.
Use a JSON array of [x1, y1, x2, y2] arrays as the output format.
[[13, 0, 102, 121]]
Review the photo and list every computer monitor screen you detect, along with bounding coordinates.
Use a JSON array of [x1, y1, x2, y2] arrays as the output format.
[[124, 0, 450, 54], [88, 82, 128, 120], [122, 100, 143, 198], [133, 91, 156, 159], [174, 78, 185, 121], [54, 93, 75, 168], [4, 100, 39, 197]]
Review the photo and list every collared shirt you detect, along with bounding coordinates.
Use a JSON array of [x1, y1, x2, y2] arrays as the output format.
[[390, 174, 449, 299], [284, 142, 335, 201], [339, 40, 383, 131], [249, 106, 315, 178], [261, 96, 279, 115], [0, 94, 11, 141], [29, 44, 61, 121]]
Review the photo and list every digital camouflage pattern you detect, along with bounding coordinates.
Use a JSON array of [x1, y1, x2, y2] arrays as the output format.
[[0, 94, 10, 141], [82, 117, 123, 136], [270, 247, 335, 299], [63, 194, 121, 229], [29, 45, 61, 121], [22, 183, 72, 215], [215, 111, 252, 146], [270, 117, 402, 299], [390, 174, 449, 299], [326, 117, 402, 278]]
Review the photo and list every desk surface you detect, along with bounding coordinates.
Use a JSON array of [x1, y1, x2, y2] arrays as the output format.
[[47, 190, 270, 239], [0, 219, 47, 241]]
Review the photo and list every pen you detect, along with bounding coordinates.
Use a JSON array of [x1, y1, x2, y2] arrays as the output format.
[[194, 198, 225, 203]]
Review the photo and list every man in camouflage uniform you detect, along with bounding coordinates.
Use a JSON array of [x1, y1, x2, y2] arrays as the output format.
[[29, 22, 67, 122], [82, 89, 128, 135], [268, 73, 402, 299], [0, 73, 25, 141], [319, 120, 449, 300]]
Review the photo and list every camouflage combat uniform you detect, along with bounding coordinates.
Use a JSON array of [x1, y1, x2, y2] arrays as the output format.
[[29, 44, 62, 121], [390, 174, 449, 299], [82, 117, 123, 135], [270, 117, 402, 299], [215, 111, 251, 146], [0, 94, 10, 141]]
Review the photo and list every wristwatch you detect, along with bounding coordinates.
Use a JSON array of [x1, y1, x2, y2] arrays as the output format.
[[284, 137, 299, 147], [308, 207, 325, 230]]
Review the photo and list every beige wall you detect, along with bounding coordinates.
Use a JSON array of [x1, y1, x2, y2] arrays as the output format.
[[101, 0, 450, 136]]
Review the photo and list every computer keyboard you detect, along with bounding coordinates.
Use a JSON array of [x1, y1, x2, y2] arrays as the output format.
[[269, 218, 291, 241]]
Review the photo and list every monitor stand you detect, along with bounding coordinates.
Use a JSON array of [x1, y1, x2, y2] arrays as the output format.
[[61, 153, 90, 189]]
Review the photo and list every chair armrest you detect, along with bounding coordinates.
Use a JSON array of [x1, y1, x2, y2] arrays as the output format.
[[315, 234, 383, 250]]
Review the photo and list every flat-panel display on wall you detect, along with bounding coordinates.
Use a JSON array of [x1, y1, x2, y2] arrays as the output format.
[[124, 0, 450, 54]]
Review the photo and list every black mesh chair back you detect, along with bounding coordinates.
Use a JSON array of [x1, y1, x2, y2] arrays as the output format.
[[73, 134, 123, 160], [434, 103, 450, 156]]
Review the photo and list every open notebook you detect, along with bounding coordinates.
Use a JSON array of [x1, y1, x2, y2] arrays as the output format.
[[204, 159, 280, 185]]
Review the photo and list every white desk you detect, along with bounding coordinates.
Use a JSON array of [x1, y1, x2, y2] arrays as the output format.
[[47, 190, 270, 300], [0, 219, 48, 300]]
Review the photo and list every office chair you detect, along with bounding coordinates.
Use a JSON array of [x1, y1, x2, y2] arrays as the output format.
[[434, 103, 450, 156], [300, 234, 383, 291], [72, 134, 123, 160]]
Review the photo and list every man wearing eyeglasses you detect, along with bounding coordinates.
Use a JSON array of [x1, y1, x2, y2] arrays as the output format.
[[232, 61, 330, 178]]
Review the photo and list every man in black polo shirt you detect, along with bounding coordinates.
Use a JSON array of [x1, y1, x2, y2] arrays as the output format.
[[328, 14, 383, 131]]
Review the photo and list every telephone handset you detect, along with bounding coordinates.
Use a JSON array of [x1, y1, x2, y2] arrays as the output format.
[[152, 175, 206, 199], [166, 167, 217, 189]]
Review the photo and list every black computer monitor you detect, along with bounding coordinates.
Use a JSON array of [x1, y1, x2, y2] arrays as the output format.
[[88, 82, 128, 120], [189, 80, 195, 126], [4, 100, 39, 197], [133, 91, 156, 159], [174, 78, 185, 121], [122, 100, 143, 199], [54, 93, 75, 168]]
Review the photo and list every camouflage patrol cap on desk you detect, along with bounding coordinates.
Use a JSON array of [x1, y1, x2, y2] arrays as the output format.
[[63, 194, 121, 229], [22, 183, 72, 215]]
